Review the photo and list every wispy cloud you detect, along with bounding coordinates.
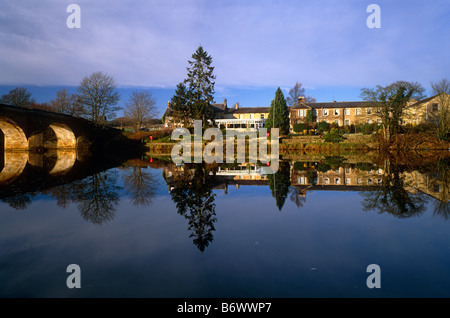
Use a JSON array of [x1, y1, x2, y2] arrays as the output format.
[[0, 0, 449, 90]]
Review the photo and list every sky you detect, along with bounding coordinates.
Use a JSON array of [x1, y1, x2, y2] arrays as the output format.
[[0, 0, 449, 117]]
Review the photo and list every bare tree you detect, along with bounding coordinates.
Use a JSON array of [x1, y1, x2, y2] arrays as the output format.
[[0, 87, 35, 107], [76, 71, 120, 125], [50, 88, 83, 116], [286, 82, 316, 107], [431, 78, 450, 141], [124, 90, 157, 130], [360, 80, 426, 142]]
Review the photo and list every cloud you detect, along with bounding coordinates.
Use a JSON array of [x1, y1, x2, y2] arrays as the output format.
[[0, 0, 449, 90]]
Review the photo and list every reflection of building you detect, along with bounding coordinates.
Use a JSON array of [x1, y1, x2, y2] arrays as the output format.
[[291, 163, 385, 188], [403, 171, 449, 203], [160, 160, 449, 204]]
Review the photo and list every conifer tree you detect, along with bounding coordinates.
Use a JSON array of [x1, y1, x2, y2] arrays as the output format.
[[184, 46, 216, 127], [169, 82, 190, 127], [265, 87, 290, 135]]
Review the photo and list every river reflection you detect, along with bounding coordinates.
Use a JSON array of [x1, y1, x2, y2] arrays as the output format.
[[0, 151, 449, 228], [0, 150, 449, 297]]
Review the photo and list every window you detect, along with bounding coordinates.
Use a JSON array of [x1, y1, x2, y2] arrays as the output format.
[[345, 167, 350, 173], [334, 120, 339, 125], [335, 178, 341, 185], [345, 109, 350, 115], [367, 119, 373, 124], [260, 114, 264, 119], [297, 109, 304, 117], [357, 178, 362, 185], [432, 103, 439, 111], [344, 119, 350, 126], [323, 109, 329, 116], [346, 178, 351, 185], [356, 108, 361, 115], [250, 114, 254, 119], [324, 178, 329, 185], [239, 114, 243, 119], [334, 109, 339, 116], [433, 184, 440, 193], [366, 108, 372, 115], [368, 178, 373, 185], [377, 119, 382, 124]]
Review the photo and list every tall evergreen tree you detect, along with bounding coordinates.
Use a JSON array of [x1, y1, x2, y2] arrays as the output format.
[[267, 161, 291, 211], [169, 82, 190, 127], [265, 87, 290, 135], [184, 46, 216, 127]]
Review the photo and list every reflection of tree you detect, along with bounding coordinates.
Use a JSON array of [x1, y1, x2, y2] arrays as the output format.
[[267, 161, 291, 211], [123, 166, 158, 207], [2, 194, 32, 210], [47, 183, 77, 209], [431, 158, 450, 219], [289, 187, 306, 209], [165, 164, 217, 252], [72, 170, 120, 225], [361, 160, 427, 218]]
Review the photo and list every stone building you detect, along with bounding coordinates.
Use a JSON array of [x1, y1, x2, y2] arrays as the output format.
[[402, 93, 448, 125], [289, 97, 381, 131], [289, 93, 448, 132]]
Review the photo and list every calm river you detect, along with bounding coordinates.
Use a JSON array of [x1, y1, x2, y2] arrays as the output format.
[[0, 150, 449, 298]]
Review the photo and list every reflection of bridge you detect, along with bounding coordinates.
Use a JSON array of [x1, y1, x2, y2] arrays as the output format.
[[0, 150, 78, 185], [0, 103, 100, 150]]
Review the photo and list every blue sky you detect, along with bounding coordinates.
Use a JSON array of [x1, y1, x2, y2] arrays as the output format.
[[0, 0, 449, 117]]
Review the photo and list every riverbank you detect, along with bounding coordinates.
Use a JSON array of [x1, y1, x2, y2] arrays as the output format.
[[142, 132, 449, 157]]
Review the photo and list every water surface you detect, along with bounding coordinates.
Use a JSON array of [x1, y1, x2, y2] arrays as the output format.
[[0, 151, 449, 298]]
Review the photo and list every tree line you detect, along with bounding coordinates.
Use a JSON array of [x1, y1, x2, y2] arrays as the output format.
[[1, 45, 448, 142], [0, 72, 159, 130]]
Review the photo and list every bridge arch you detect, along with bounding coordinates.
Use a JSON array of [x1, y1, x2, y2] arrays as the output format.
[[0, 151, 28, 185], [46, 123, 77, 149], [0, 117, 29, 150], [48, 150, 77, 175]]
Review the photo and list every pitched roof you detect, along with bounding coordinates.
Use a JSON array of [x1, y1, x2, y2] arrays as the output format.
[[291, 101, 371, 109], [211, 103, 226, 112], [407, 93, 448, 108], [228, 106, 270, 114]]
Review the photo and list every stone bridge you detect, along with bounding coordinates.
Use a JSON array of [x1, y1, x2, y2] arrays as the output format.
[[0, 103, 98, 151]]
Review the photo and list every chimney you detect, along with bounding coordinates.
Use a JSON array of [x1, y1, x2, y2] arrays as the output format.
[[235, 103, 239, 110], [168, 101, 170, 108], [298, 96, 305, 103], [224, 98, 227, 109]]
